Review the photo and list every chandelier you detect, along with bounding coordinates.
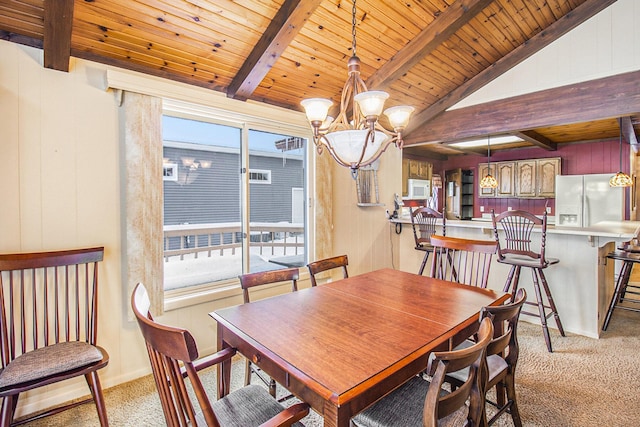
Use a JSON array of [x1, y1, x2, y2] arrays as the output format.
[[479, 135, 498, 189], [610, 117, 633, 187], [301, 0, 414, 177]]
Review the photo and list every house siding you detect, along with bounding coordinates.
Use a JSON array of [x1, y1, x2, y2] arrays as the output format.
[[163, 146, 303, 226]]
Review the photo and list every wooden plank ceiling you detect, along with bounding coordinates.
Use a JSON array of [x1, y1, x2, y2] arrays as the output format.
[[1, 0, 638, 160]]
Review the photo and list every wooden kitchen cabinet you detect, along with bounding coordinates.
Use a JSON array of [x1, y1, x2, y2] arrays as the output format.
[[495, 162, 515, 197], [515, 160, 537, 197], [515, 157, 561, 198], [478, 163, 496, 198], [537, 158, 561, 197], [402, 158, 409, 196], [402, 158, 433, 196], [479, 157, 560, 199]]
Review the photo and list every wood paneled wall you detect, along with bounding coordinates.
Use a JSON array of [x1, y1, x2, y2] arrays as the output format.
[[435, 139, 629, 218]]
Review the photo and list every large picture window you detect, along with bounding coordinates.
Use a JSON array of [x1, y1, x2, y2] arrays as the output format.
[[161, 114, 307, 293]]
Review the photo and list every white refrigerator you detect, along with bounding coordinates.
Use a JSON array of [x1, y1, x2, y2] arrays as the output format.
[[555, 174, 625, 227]]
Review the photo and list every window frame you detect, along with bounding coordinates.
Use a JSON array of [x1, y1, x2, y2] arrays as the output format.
[[161, 100, 313, 311], [248, 169, 272, 184]]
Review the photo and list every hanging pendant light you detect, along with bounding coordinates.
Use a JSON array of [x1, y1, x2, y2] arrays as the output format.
[[610, 117, 633, 187], [300, 0, 414, 178], [480, 135, 498, 189]]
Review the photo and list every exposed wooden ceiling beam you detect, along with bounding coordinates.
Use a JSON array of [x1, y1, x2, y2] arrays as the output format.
[[512, 130, 557, 151], [621, 116, 639, 153], [227, 0, 323, 101], [404, 69, 640, 145], [404, 0, 618, 136], [365, 0, 493, 91], [43, 0, 74, 71], [0, 30, 42, 49], [621, 116, 638, 145]]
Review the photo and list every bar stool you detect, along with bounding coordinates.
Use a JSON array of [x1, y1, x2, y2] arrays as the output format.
[[410, 206, 445, 275], [491, 209, 565, 352], [602, 247, 640, 331]]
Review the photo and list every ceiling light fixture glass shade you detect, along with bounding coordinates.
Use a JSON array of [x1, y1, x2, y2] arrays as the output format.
[[480, 135, 498, 189], [480, 173, 498, 189], [610, 172, 633, 187], [300, 0, 414, 177], [610, 117, 633, 187]]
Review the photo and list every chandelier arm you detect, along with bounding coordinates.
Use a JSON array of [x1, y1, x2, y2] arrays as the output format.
[[357, 136, 399, 168]]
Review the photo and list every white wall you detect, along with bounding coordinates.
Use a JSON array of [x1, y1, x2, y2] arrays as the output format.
[[0, 0, 638, 418], [0, 41, 312, 417], [454, 0, 640, 108]]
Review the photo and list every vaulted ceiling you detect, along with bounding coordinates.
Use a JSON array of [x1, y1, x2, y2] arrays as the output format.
[[1, 0, 638, 159]]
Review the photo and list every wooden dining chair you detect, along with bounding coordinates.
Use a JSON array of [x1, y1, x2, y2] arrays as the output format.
[[352, 317, 494, 427], [429, 235, 498, 288], [0, 247, 109, 426], [239, 267, 299, 398], [131, 283, 310, 427], [306, 255, 348, 287], [446, 289, 527, 427], [492, 209, 564, 352], [410, 206, 446, 275]]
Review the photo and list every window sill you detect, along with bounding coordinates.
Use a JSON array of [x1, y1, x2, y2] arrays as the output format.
[[163, 272, 312, 312], [164, 279, 242, 312]]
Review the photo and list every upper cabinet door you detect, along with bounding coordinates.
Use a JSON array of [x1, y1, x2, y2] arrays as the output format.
[[515, 160, 537, 197], [496, 162, 515, 197], [537, 158, 561, 197], [478, 163, 496, 198], [515, 158, 561, 198]]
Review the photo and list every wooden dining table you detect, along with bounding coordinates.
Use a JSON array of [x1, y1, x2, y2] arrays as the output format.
[[210, 268, 509, 427]]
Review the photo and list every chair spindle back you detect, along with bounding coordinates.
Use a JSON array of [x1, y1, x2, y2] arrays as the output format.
[[429, 235, 497, 288], [492, 210, 549, 266], [411, 206, 445, 248], [0, 247, 104, 367]]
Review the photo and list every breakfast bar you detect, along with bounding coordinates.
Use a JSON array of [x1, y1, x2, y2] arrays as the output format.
[[391, 216, 640, 338]]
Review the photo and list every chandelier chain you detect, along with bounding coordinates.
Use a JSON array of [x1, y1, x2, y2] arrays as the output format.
[[352, 0, 357, 57]]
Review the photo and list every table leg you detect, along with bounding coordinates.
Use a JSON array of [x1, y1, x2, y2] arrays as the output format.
[[323, 402, 352, 427], [216, 325, 232, 398]]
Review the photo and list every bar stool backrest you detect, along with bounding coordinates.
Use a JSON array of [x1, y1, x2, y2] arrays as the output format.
[[491, 209, 549, 268], [410, 206, 445, 249]]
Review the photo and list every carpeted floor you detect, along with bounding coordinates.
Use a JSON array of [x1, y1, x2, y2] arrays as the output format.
[[20, 309, 640, 426]]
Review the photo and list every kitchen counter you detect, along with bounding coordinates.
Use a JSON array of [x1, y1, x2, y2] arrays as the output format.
[[391, 216, 640, 240], [390, 217, 639, 338]]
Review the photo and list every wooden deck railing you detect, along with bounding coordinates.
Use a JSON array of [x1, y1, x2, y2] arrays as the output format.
[[163, 222, 304, 261]]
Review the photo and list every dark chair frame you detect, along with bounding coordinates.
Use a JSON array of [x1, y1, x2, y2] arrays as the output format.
[[352, 317, 494, 427], [447, 289, 527, 427], [306, 255, 348, 287], [429, 235, 497, 288], [0, 247, 109, 426], [131, 283, 310, 427], [239, 267, 299, 398], [410, 206, 446, 275], [491, 209, 565, 352], [602, 250, 640, 331]]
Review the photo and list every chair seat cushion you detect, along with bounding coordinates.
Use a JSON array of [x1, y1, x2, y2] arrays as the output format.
[[498, 254, 559, 268], [446, 354, 508, 387], [0, 341, 104, 389], [211, 384, 305, 427], [351, 376, 468, 427]]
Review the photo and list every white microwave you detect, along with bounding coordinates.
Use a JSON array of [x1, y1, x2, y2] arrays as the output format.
[[407, 179, 431, 199]]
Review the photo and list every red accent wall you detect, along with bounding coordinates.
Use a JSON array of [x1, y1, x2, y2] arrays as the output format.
[[428, 139, 630, 218]]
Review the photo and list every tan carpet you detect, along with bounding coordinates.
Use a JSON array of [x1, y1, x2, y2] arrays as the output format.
[[19, 309, 640, 426]]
